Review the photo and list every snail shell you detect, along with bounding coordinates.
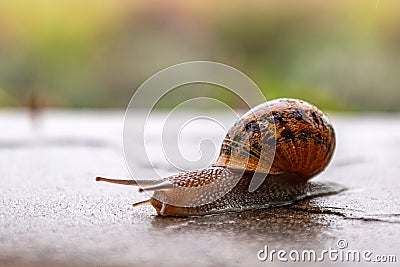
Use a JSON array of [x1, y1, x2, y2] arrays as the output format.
[[96, 98, 338, 216], [215, 98, 335, 180]]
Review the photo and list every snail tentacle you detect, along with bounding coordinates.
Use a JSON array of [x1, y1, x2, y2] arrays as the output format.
[[95, 177, 160, 187], [132, 199, 152, 207]]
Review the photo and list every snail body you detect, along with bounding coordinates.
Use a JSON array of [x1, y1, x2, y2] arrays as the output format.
[[96, 98, 338, 216]]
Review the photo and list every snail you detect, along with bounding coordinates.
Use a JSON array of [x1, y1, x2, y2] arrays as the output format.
[[96, 98, 341, 216]]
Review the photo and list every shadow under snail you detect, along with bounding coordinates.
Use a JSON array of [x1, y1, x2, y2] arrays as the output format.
[[96, 98, 343, 216]]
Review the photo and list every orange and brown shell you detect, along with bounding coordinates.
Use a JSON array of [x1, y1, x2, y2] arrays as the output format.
[[213, 98, 335, 181]]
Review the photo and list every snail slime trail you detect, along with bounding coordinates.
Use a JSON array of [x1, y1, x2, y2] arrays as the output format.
[[96, 98, 345, 216]]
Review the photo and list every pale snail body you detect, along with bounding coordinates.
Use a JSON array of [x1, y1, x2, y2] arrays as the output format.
[[97, 98, 338, 216]]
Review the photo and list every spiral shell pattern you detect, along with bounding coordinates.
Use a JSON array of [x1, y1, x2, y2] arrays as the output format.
[[214, 98, 335, 181]]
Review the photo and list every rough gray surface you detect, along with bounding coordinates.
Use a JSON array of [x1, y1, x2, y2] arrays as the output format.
[[0, 110, 399, 266]]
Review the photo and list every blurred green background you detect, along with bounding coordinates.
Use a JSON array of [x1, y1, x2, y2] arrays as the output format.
[[1, 0, 399, 111]]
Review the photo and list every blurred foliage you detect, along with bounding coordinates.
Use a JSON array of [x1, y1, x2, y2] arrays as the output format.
[[0, 0, 399, 111]]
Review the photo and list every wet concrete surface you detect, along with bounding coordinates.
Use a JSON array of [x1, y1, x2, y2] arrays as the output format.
[[0, 110, 399, 266]]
